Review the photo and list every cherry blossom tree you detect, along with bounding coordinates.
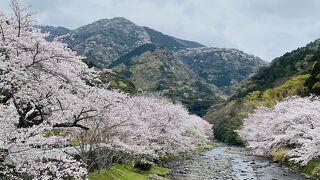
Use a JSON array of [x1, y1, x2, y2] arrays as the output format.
[[0, 0, 95, 178], [238, 96, 320, 165], [0, 1, 213, 178], [72, 92, 212, 171]]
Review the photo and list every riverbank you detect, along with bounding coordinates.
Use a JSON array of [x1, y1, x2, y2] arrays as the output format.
[[169, 143, 313, 180], [88, 143, 317, 179]]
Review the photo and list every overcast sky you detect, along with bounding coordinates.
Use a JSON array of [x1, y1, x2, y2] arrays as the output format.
[[1, 0, 320, 61]]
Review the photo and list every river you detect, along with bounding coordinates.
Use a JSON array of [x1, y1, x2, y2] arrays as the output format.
[[168, 143, 314, 180]]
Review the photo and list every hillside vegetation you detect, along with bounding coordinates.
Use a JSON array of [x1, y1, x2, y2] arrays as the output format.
[[111, 45, 225, 116], [175, 48, 266, 94], [41, 18, 266, 116], [204, 39, 320, 144], [41, 18, 203, 66]]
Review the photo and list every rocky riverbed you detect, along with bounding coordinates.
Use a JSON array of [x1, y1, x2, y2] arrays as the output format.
[[168, 143, 313, 180]]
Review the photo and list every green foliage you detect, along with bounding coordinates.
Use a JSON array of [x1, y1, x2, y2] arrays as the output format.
[[164, 82, 224, 116], [193, 143, 215, 153], [112, 47, 225, 116], [134, 161, 152, 171], [98, 71, 137, 94], [204, 99, 245, 145], [88, 162, 170, 180], [81, 58, 137, 94], [303, 157, 320, 178], [244, 74, 310, 107], [305, 61, 320, 95], [234, 41, 320, 99], [109, 44, 156, 69], [212, 110, 245, 145], [205, 74, 311, 144]]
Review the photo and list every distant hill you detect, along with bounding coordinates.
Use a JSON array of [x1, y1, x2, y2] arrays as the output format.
[[41, 17, 204, 66], [110, 44, 225, 116], [204, 39, 320, 144], [175, 48, 266, 94], [40, 17, 266, 116]]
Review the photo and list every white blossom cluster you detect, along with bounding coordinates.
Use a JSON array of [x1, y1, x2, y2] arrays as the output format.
[[0, 1, 212, 179], [238, 96, 320, 165]]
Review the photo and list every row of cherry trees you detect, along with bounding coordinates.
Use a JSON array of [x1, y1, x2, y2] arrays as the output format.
[[238, 96, 320, 165], [0, 1, 212, 179]]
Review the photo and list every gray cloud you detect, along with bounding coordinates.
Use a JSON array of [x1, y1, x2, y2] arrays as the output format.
[[1, 0, 320, 61]]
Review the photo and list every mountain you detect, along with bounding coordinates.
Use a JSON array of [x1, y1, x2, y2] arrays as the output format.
[[42, 17, 204, 66], [109, 44, 225, 116], [143, 27, 204, 49], [40, 17, 266, 116], [175, 48, 266, 94], [204, 39, 320, 144]]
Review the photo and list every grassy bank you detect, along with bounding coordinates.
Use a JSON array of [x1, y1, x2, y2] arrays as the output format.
[[88, 142, 215, 180], [89, 162, 170, 180], [271, 148, 320, 179]]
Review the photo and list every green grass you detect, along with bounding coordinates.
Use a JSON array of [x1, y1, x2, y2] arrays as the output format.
[[303, 157, 320, 178], [194, 143, 215, 153], [89, 163, 170, 180]]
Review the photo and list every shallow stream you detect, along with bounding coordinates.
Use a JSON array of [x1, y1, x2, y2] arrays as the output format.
[[169, 143, 312, 180]]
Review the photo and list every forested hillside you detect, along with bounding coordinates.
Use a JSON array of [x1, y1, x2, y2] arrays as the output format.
[[41, 18, 203, 66], [110, 44, 225, 116], [41, 18, 266, 116], [175, 48, 266, 94], [204, 39, 320, 144]]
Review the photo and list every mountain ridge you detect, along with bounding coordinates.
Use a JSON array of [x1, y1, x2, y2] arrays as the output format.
[[41, 17, 205, 65], [40, 17, 267, 116]]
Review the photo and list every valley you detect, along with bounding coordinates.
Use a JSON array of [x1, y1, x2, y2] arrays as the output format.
[[1, 1, 320, 179]]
